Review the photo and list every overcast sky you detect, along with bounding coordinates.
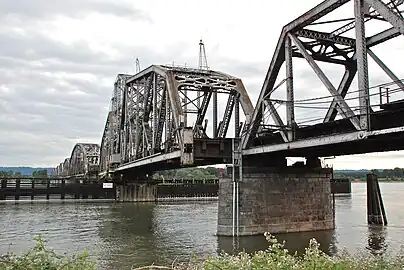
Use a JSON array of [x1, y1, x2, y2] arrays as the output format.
[[0, 0, 403, 169]]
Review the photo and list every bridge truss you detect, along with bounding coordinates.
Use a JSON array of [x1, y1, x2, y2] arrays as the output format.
[[242, 0, 404, 157], [54, 0, 403, 177], [100, 65, 254, 175], [54, 143, 100, 177]]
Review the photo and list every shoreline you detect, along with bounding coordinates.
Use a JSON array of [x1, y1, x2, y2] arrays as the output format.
[[351, 179, 404, 182]]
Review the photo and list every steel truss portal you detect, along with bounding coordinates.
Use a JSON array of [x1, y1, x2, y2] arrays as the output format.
[[99, 65, 254, 173], [242, 0, 404, 152]]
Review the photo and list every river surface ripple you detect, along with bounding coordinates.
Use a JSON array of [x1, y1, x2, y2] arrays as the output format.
[[0, 182, 403, 269]]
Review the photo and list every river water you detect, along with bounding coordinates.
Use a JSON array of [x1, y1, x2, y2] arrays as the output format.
[[0, 182, 403, 269]]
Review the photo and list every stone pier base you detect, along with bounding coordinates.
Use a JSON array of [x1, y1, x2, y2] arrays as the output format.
[[116, 183, 156, 202], [217, 166, 334, 236]]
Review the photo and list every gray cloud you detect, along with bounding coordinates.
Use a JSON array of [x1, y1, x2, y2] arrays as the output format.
[[0, 34, 131, 165], [0, 21, 207, 166], [0, 0, 402, 168], [0, 0, 151, 21]]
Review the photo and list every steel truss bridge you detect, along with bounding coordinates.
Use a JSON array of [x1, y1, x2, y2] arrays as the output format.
[[55, 65, 254, 178], [54, 0, 403, 179]]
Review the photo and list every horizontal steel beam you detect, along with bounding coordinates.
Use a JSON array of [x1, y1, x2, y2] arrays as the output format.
[[243, 131, 365, 155], [126, 65, 167, 84], [292, 52, 349, 65], [295, 29, 356, 46], [296, 28, 400, 49], [367, 27, 401, 47], [286, 0, 351, 32], [243, 126, 404, 156], [114, 150, 181, 172]]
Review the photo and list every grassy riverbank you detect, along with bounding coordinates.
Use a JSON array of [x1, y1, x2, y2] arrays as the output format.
[[1, 234, 403, 270]]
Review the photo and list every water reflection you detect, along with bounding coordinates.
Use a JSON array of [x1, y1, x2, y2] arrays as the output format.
[[217, 229, 337, 256], [217, 235, 267, 255], [0, 183, 403, 270], [97, 203, 167, 269], [367, 225, 388, 256], [335, 194, 353, 209], [97, 202, 219, 269]]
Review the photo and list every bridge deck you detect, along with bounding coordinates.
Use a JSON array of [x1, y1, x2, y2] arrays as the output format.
[[244, 103, 404, 157], [114, 138, 233, 173]]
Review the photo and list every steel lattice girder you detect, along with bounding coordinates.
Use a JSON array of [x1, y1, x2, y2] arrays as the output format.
[[118, 65, 254, 166], [62, 158, 70, 176], [68, 143, 100, 177], [99, 74, 132, 173], [96, 65, 254, 172], [241, 0, 404, 150]]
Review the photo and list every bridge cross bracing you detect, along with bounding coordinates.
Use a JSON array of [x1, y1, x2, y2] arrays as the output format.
[[242, 0, 404, 158], [53, 0, 403, 178]]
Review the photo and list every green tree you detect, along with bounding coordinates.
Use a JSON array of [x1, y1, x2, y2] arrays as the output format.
[[205, 166, 219, 177], [32, 169, 48, 178], [0, 171, 13, 177]]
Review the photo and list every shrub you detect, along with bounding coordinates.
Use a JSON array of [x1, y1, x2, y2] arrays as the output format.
[[195, 233, 404, 270], [2, 234, 404, 269], [0, 235, 95, 270]]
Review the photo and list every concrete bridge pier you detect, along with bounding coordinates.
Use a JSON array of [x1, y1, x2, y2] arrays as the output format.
[[114, 172, 157, 202], [217, 157, 334, 236]]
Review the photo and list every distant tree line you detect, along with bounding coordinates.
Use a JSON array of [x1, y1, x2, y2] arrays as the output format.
[[0, 169, 48, 178], [0, 171, 21, 177], [153, 166, 225, 180], [31, 170, 48, 178], [335, 168, 404, 180]]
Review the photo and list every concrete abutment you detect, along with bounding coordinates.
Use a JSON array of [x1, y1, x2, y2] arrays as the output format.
[[217, 166, 334, 236]]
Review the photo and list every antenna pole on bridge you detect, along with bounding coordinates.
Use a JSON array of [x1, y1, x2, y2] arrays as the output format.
[[135, 58, 141, 73], [198, 40, 214, 122], [198, 39, 209, 71]]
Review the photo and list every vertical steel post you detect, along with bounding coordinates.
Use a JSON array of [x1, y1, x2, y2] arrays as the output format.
[[184, 89, 188, 128], [285, 35, 295, 141], [354, 0, 371, 130], [213, 90, 218, 137], [152, 73, 158, 151], [165, 86, 170, 151], [234, 96, 240, 138], [135, 82, 140, 157], [231, 139, 236, 236], [379, 87, 383, 105]]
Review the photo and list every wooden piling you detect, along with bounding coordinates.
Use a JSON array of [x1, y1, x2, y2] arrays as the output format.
[[31, 180, 35, 200], [61, 180, 66, 200], [366, 173, 387, 225], [0, 179, 6, 200], [46, 180, 50, 200], [15, 179, 20, 200]]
